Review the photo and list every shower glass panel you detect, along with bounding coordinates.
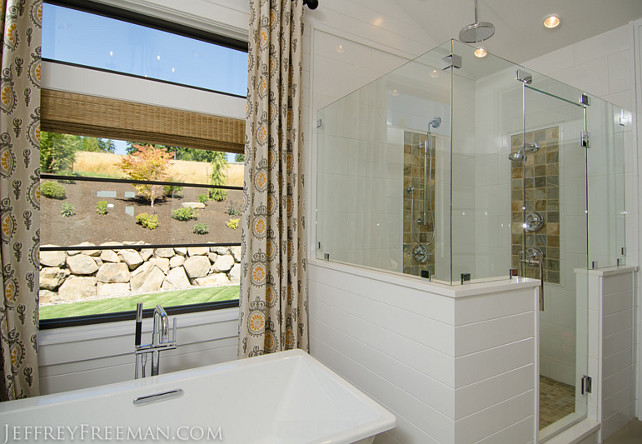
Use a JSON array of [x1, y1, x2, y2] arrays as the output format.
[[521, 75, 590, 435], [315, 39, 627, 286]]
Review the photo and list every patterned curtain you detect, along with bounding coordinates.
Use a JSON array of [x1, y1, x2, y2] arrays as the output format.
[[0, 0, 41, 401], [239, 0, 307, 358]]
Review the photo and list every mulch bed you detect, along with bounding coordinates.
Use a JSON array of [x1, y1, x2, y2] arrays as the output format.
[[41, 180, 243, 247]]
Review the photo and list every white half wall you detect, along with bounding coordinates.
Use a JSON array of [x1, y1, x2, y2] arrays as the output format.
[[309, 259, 539, 444]]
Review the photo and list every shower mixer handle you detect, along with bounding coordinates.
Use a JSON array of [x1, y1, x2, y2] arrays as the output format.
[[520, 248, 545, 311]]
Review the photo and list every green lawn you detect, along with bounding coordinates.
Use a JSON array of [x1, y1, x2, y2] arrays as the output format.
[[40, 286, 239, 320]]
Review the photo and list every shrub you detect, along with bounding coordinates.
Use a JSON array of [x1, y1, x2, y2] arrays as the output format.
[[226, 218, 239, 230], [171, 207, 198, 221], [60, 203, 75, 217], [226, 203, 240, 216], [163, 184, 183, 198], [136, 213, 158, 230], [193, 223, 209, 235], [41, 181, 66, 200], [198, 193, 209, 204], [95, 201, 108, 215], [119, 144, 175, 207], [209, 188, 228, 202]]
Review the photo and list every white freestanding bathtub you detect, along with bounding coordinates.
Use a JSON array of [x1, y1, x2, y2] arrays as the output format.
[[0, 349, 395, 443]]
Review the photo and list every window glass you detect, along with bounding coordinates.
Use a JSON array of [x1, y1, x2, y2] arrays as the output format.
[[42, 3, 248, 96], [39, 134, 243, 322]]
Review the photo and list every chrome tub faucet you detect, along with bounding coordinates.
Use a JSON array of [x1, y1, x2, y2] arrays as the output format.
[[134, 303, 177, 379]]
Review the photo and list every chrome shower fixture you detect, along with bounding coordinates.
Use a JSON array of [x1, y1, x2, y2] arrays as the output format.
[[459, 0, 495, 43], [508, 143, 539, 162], [428, 117, 442, 131]]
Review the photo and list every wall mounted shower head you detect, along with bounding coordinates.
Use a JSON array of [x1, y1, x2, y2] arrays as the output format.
[[508, 143, 539, 162], [508, 149, 525, 162], [428, 117, 442, 130]]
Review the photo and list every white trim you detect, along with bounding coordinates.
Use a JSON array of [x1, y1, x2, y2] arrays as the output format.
[[309, 259, 539, 299], [38, 307, 239, 347], [91, 0, 249, 43], [42, 61, 246, 119]]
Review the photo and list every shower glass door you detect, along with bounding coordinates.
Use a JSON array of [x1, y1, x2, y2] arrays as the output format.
[[517, 79, 589, 437]]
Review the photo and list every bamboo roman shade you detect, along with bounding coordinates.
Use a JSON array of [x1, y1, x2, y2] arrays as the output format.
[[41, 89, 245, 154]]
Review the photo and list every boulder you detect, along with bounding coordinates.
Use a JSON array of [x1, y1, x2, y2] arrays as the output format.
[[194, 273, 230, 287], [39, 267, 68, 291], [169, 256, 185, 268], [207, 253, 218, 263], [100, 242, 124, 247], [96, 263, 130, 283], [182, 202, 205, 209], [183, 256, 211, 279], [229, 264, 241, 284], [96, 283, 130, 299], [161, 267, 191, 290], [187, 246, 209, 257], [210, 247, 229, 256], [174, 247, 187, 256], [66, 254, 99, 275], [39, 290, 59, 305], [119, 249, 143, 270], [149, 257, 170, 275], [130, 263, 165, 293], [100, 250, 121, 263], [58, 277, 97, 301], [230, 246, 242, 262], [212, 255, 235, 273], [155, 248, 175, 258], [67, 242, 100, 257], [140, 248, 154, 261], [40, 246, 66, 268]]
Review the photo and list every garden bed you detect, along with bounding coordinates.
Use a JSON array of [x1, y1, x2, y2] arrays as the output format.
[[41, 180, 243, 246]]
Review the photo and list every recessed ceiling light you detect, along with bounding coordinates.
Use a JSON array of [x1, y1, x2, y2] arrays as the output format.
[[474, 47, 487, 58], [543, 15, 560, 29], [429, 69, 439, 78]]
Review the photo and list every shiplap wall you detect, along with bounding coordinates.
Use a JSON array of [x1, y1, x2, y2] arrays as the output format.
[[309, 260, 539, 444]]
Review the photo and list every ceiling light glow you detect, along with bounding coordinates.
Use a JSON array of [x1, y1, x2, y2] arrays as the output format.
[[543, 15, 560, 29], [474, 47, 487, 58]]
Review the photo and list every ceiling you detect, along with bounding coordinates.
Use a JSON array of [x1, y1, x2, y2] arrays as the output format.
[[393, 0, 642, 63]]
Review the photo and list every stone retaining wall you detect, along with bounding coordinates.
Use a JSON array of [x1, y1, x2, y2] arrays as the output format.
[[39, 242, 241, 305]]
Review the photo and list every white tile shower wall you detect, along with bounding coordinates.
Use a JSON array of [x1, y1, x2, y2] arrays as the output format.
[[309, 260, 538, 444], [526, 21, 640, 420]]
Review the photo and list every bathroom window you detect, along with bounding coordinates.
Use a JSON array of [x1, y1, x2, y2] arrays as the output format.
[[39, 1, 247, 328], [43, 1, 248, 96]]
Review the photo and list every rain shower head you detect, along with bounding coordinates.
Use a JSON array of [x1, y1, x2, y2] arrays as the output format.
[[459, 0, 495, 43]]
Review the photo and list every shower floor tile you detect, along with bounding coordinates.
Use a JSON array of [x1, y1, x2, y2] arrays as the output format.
[[539, 376, 575, 430]]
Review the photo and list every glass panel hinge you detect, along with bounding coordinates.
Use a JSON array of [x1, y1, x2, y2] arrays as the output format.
[[581, 375, 592, 394], [581, 130, 590, 148]]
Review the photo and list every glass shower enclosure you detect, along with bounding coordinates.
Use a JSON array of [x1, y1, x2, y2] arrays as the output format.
[[315, 40, 626, 437]]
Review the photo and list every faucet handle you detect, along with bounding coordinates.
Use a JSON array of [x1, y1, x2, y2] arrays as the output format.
[[171, 317, 177, 345]]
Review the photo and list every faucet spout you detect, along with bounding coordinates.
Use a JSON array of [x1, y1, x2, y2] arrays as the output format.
[[135, 304, 176, 379], [153, 305, 169, 344]]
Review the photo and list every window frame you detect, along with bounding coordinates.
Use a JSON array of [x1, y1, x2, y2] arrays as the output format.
[[39, 1, 247, 329], [43, 0, 249, 97]]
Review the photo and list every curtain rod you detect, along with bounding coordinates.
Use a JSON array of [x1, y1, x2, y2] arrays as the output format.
[[294, 0, 318, 10]]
